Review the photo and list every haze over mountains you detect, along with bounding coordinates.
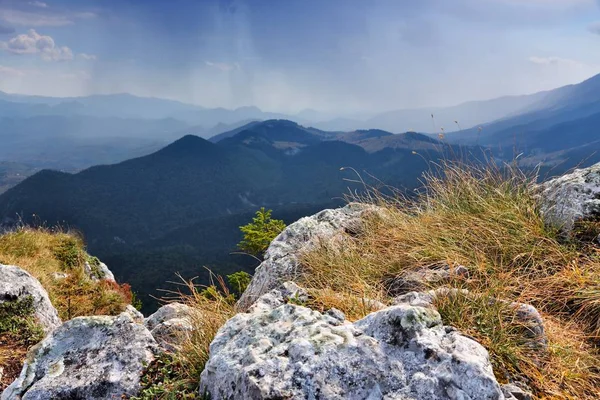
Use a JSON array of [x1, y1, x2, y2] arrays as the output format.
[[1, 72, 599, 191], [2, 73, 600, 310]]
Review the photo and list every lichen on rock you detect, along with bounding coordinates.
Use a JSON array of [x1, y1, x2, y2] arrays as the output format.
[[201, 283, 505, 400], [2, 312, 158, 400]]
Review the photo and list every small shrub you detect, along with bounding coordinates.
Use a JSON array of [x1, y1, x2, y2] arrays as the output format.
[[133, 354, 200, 399], [0, 296, 44, 346], [238, 208, 285, 257], [53, 235, 85, 270], [226, 271, 252, 297]]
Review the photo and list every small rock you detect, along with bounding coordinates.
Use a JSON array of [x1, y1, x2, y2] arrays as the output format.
[[387, 264, 469, 296], [145, 303, 195, 352], [502, 383, 533, 400], [144, 302, 193, 331], [0, 264, 61, 333], [83, 260, 115, 282]]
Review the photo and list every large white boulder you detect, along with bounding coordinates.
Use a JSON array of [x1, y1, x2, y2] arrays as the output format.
[[2, 312, 158, 400], [201, 283, 505, 400], [538, 162, 600, 235], [237, 204, 376, 310], [0, 264, 61, 333]]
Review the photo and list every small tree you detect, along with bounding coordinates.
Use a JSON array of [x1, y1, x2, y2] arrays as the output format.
[[238, 208, 286, 257]]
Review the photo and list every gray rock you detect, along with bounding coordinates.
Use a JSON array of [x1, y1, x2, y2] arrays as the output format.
[[0, 264, 61, 333], [150, 318, 194, 353], [124, 304, 145, 324], [144, 302, 193, 330], [395, 289, 547, 354], [83, 260, 115, 281], [387, 264, 469, 296], [2, 312, 158, 400], [501, 383, 533, 400], [145, 302, 195, 352], [237, 204, 378, 310], [393, 287, 469, 308], [538, 163, 600, 235], [201, 284, 505, 400]]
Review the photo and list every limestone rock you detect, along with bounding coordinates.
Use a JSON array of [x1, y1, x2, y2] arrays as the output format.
[[237, 204, 378, 310], [145, 302, 193, 330], [124, 304, 145, 324], [84, 260, 115, 282], [145, 302, 195, 352], [201, 284, 505, 400], [395, 289, 547, 353], [502, 383, 533, 400], [538, 162, 600, 235], [1, 312, 158, 400], [0, 264, 61, 333], [387, 264, 469, 296]]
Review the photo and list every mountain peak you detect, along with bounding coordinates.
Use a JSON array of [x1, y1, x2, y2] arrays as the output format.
[[156, 134, 216, 157]]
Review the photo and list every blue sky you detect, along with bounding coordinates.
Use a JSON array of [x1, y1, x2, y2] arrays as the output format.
[[0, 0, 599, 114]]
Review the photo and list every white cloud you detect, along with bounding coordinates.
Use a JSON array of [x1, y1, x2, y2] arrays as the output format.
[[0, 7, 96, 27], [78, 53, 97, 61], [29, 1, 48, 8], [205, 61, 240, 72], [0, 9, 70, 27], [0, 65, 25, 77], [528, 56, 586, 67], [0, 29, 73, 61]]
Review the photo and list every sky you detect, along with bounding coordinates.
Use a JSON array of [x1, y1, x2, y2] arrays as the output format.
[[0, 0, 599, 115]]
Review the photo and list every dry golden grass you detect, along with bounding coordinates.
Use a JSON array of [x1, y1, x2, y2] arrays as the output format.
[[0, 227, 132, 320], [172, 275, 236, 385], [300, 162, 600, 399]]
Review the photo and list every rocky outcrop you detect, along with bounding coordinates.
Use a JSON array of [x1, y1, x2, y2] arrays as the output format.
[[0, 264, 61, 333], [2, 312, 158, 400], [237, 204, 378, 310], [201, 283, 505, 400], [145, 303, 194, 352], [538, 162, 600, 235]]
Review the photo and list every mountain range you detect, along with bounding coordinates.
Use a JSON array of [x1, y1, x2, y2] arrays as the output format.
[[2, 73, 600, 310], [2, 73, 598, 192]]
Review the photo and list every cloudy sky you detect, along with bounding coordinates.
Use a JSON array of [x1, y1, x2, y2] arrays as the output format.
[[0, 0, 599, 114]]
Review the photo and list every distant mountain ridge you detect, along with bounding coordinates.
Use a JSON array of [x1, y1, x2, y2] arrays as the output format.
[[0, 119, 471, 307]]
